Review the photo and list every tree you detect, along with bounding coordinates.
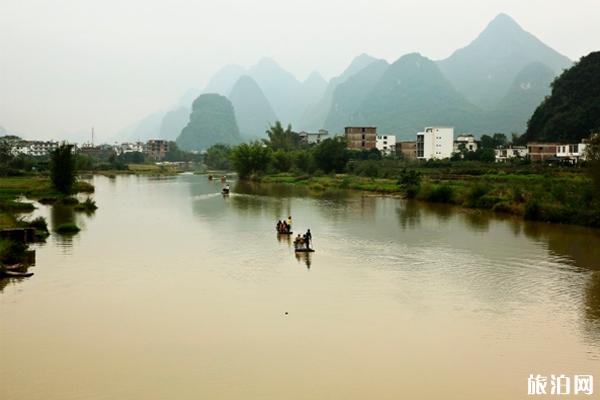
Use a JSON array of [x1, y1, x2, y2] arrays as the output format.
[[230, 142, 272, 178], [272, 149, 292, 172], [312, 137, 349, 173], [586, 134, 600, 193], [264, 121, 301, 151], [50, 143, 76, 194], [204, 144, 232, 170]]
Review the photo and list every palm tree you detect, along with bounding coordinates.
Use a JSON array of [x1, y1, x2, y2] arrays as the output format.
[[264, 121, 300, 151]]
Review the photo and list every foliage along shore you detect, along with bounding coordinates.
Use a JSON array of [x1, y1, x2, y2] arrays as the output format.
[[255, 168, 599, 228], [202, 122, 600, 229], [0, 144, 96, 268]]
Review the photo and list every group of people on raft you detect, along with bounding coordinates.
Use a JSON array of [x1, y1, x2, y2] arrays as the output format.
[[276, 216, 313, 250], [276, 216, 293, 234]]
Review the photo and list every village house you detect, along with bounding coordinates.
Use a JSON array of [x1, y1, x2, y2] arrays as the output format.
[[555, 143, 587, 164], [396, 141, 417, 160], [376, 134, 396, 156], [146, 139, 170, 161], [117, 141, 145, 155], [453, 134, 478, 153], [345, 127, 377, 150], [14, 140, 59, 157], [494, 145, 529, 162], [298, 129, 329, 145], [527, 143, 559, 162], [416, 127, 454, 160]]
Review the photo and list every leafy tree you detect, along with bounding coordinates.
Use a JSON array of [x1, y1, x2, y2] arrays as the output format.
[[50, 143, 76, 194], [204, 144, 232, 170], [291, 150, 314, 173], [312, 137, 349, 173], [116, 151, 145, 164], [264, 121, 301, 151], [480, 133, 507, 149], [272, 149, 292, 172], [586, 134, 600, 193], [230, 142, 272, 178]]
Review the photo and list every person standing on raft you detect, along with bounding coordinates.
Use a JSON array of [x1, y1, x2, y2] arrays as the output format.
[[287, 216, 292, 231], [305, 229, 312, 249]]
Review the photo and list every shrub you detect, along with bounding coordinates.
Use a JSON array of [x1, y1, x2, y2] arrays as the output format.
[[74, 198, 97, 212], [27, 216, 48, 232], [424, 184, 454, 203], [55, 223, 80, 234], [524, 198, 541, 220]]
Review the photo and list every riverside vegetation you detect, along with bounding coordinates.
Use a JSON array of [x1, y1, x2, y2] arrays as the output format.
[[0, 142, 96, 267], [204, 123, 600, 228]]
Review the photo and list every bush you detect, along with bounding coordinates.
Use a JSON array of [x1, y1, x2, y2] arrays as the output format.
[[27, 216, 48, 232], [55, 223, 80, 234], [272, 150, 293, 172], [74, 198, 97, 212], [524, 198, 541, 220], [424, 184, 454, 203]]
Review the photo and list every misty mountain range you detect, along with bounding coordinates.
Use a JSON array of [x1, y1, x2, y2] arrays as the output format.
[[115, 13, 573, 149]]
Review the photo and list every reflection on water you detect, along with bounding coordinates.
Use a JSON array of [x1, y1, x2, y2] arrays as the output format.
[[1, 174, 599, 400]]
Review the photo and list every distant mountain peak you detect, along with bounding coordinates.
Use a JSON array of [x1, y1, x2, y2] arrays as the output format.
[[305, 70, 325, 83]]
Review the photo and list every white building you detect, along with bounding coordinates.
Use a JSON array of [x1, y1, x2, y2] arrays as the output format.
[[416, 127, 454, 160], [556, 143, 587, 163], [376, 134, 396, 156], [453, 134, 478, 153], [494, 146, 529, 162], [117, 141, 145, 155], [14, 140, 59, 157], [298, 129, 329, 145]]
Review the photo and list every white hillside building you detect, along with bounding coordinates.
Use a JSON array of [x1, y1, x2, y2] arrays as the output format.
[[376, 134, 396, 156], [416, 127, 454, 160]]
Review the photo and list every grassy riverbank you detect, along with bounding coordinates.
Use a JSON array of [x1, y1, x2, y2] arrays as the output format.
[[0, 175, 95, 266], [257, 168, 600, 228]]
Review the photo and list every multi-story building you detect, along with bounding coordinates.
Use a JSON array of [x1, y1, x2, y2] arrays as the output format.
[[298, 129, 329, 145], [416, 127, 454, 160], [345, 127, 377, 150], [14, 140, 59, 157], [376, 134, 396, 156], [494, 146, 529, 162], [555, 143, 587, 163], [396, 141, 417, 160], [527, 143, 559, 162], [453, 134, 478, 153], [117, 142, 145, 155], [146, 139, 169, 160]]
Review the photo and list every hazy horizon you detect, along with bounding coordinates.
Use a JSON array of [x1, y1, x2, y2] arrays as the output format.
[[1, 0, 598, 142]]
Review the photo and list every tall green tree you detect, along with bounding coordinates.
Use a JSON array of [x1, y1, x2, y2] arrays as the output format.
[[264, 121, 301, 151], [204, 144, 232, 170], [312, 137, 349, 173], [230, 142, 272, 178], [50, 143, 76, 194]]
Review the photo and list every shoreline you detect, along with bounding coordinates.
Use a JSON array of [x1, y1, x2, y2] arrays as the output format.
[[250, 172, 600, 229]]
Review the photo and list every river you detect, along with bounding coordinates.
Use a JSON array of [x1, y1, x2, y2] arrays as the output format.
[[1, 174, 599, 399]]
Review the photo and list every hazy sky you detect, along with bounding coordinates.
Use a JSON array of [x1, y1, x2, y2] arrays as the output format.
[[1, 0, 598, 141]]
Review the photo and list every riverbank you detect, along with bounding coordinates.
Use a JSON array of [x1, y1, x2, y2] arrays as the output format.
[[0, 176, 95, 266], [257, 170, 600, 228]]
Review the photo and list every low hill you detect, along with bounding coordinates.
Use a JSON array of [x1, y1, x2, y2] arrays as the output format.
[[176, 94, 241, 151], [521, 51, 600, 143]]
